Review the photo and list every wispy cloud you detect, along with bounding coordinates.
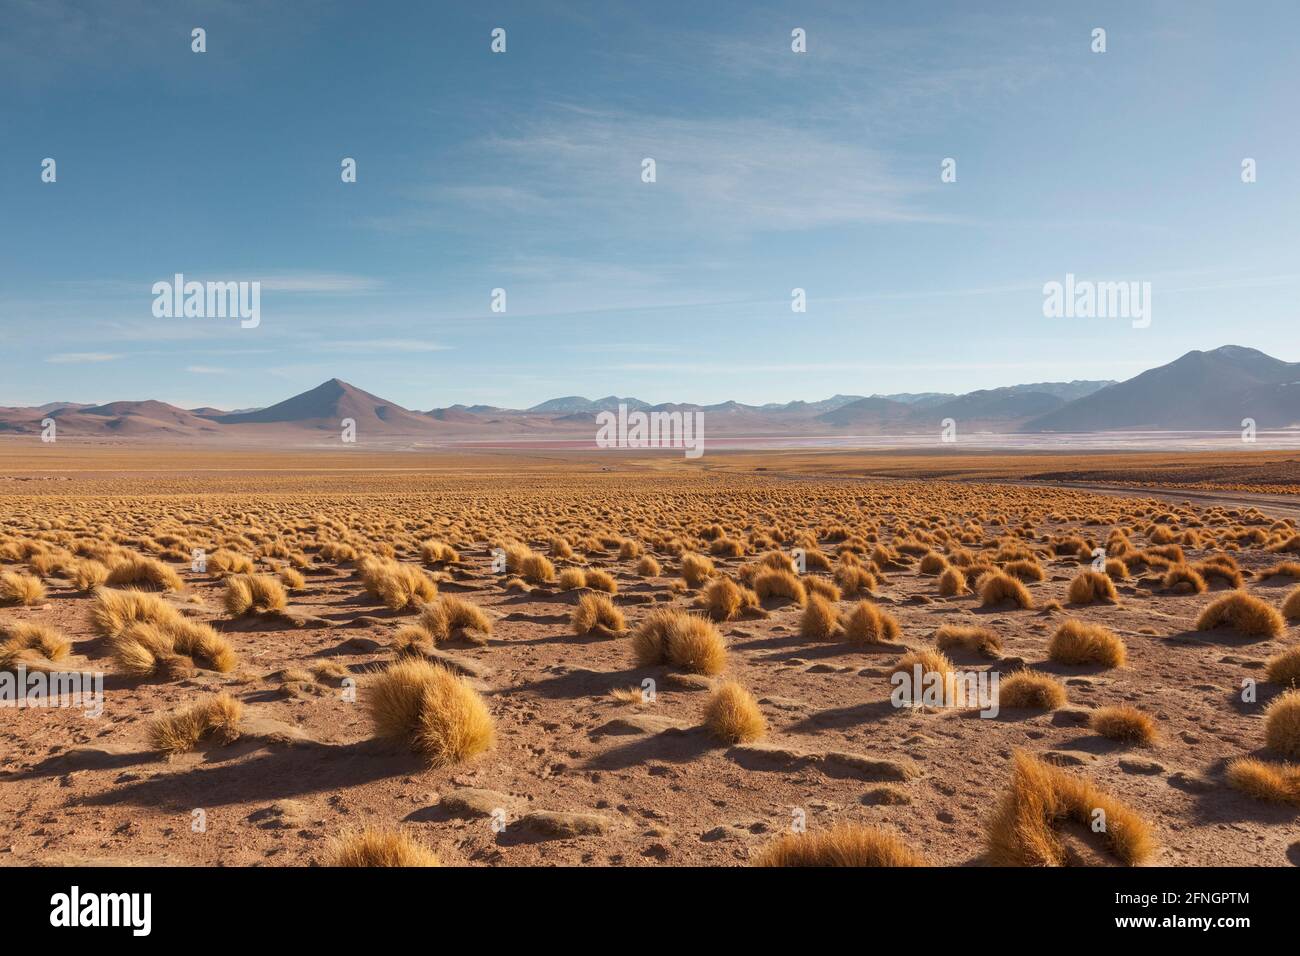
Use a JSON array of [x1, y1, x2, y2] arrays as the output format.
[[311, 339, 453, 353], [46, 352, 120, 364]]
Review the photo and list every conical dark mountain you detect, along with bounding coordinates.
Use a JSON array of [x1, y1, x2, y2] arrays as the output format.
[[217, 379, 436, 432], [1022, 346, 1300, 431]]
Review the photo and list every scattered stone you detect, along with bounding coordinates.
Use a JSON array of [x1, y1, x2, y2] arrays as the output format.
[[516, 810, 614, 837], [1119, 757, 1167, 776], [441, 788, 517, 818]]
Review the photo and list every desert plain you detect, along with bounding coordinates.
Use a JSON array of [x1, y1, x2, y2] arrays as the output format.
[[2, 444, 1300, 867]]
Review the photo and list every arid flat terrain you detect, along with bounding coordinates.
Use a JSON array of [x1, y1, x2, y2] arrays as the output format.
[[2, 447, 1299, 867]]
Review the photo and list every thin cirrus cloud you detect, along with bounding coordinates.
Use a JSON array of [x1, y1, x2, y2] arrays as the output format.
[[46, 352, 120, 364], [413, 107, 945, 236]]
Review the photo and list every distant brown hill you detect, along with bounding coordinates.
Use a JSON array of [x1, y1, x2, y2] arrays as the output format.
[[1022, 346, 1300, 431], [215, 379, 440, 434], [3, 346, 1296, 442]]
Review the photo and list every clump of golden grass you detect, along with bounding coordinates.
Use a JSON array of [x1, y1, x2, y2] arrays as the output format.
[[359, 557, 438, 610], [1265, 646, 1300, 687], [1002, 559, 1045, 583], [548, 536, 574, 560], [703, 681, 766, 743], [702, 577, 746, 621], [985, 751, 1155, 866], [223, 574, 288, 616], [804, 576, 841, 602], [1196, 591, 1285, 639], [1257, 561, 1300, 582], [328, 828, 440, 867], [753, 568, 807, 606], [110, 616, 237, 676], [918, 551, 948, 574], [0, 621, 71, 671], [418, 595, 493, 643], [890, 649, 957, 705], [753, 824, 924, 867], [680, 552, 714, 588], [631, 608, 726, 675], [106, 555, 183, 592], [843, 601, 900, 645], [206, 549, 256, 576], [833, 564, 876, 596], [557, 567, 586, 590], [1048, 620, 1126, 668], [799, 593, 841, 640], [1282, 585, 1300, 621], [365, 658, 495, 766], [90, 586, 180, 635], [1162, 565, 1207, 594], [1102, 558, 1128, 581], [71, 559, 109, 592], [934, 624, 1001, 658], [636, 555, 661, 577], [318, 542, 359, 564], [1067, 570, 1117, 605], [0, 571, 45, 606], [419, 539, 459, 565], [1090, 705, 1156, 745], [148, 692, 243, 755], [584, 568, 617, 594], [572, 592, 626, 636], [1193, 558, 1243, 589], [998, 670, 1066, 710], [980, 570, 1033, 609], [1224, 758, 1300, 806], [278, 566, 306, 590], [938, 566, 968, 597], [519, 552, 557, 584], [1264, 689, 1300, 759]]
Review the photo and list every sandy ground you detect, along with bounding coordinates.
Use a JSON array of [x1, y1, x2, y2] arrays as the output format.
[[1, 456, 1298, 867]]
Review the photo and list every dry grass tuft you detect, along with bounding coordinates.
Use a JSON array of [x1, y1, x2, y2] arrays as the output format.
[[938, 566, 968, 597], [0, 621, 72, 670], [359, 557, 438, 610], [753, 568, 807, 606], [631, 608, 726, 675], [934, 624, 1002, 658], [1282, 585, 1300, 621], [1264, 689, 1300, 759], [365, 658, 495, 766], [998, 671, 1066, 710], [980, 570, 1033, 609], [148, 692, 243, 755], [1090, 705, 1157, 745], [106, 556, 183, 592], [328, 828, 440, 867], [223, 574, 288, 616], [679, 553, 714, 588], [1196, 591, 1285, 639], [1224, 757, 1300, 806], [753, 824, 925, 867], [843, 601, 900, 645], [0, 571, 46, 606], [1162, 565, 1207, 594], [1265, 646, 1300, 687], [799, 593, 841, 640], [703, 681, 767, 743], [1067, 570, 1118, 604], [572, 592, 626, 635], [1048, 620, 1126, 668], [985, 751, 1156, 866]]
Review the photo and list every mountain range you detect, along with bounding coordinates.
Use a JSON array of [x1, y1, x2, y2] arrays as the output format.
[[1, 346, 1296, 443]]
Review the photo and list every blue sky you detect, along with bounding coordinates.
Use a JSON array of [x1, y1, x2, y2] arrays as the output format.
[[2, 0, 1297, 410]]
